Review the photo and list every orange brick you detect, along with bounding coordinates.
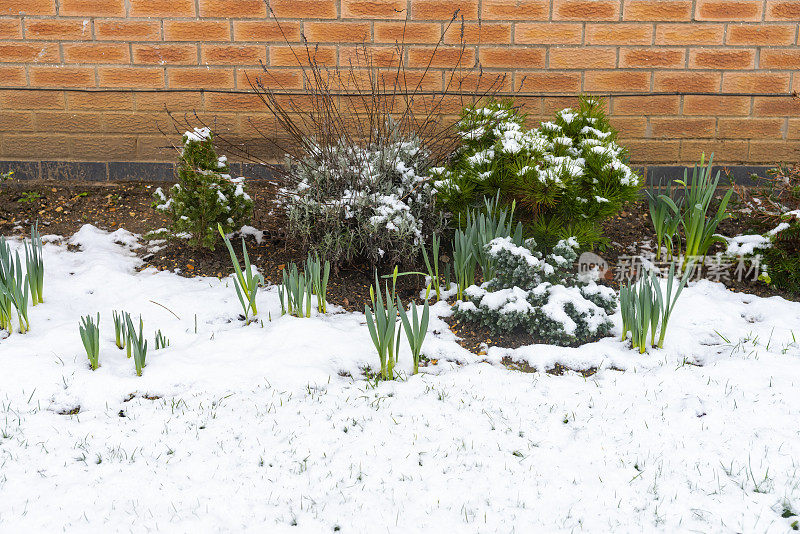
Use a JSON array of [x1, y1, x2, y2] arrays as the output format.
[[553, 0, 620, 20], [340, 45, 400, 67], [0, 111, 33, 131], [585, 70, 650, 92], [619, 48, 685, 68], [101, 112, 172, 134], [129, 0, 195, 16], [689, 49, 755, 69], [342, 0, 407, 18], [199, 0, 267, 17], [517, 72, 581, 92], [753, 96, 800, 116], [63, 43, 130, 64], [0, 0, 55, 15], [482, 0, 549, 20], [766, 0, 800, 20], [0, 89, 65, 109], [411, 0, 479, 20], [34, 111, 103, 132], [651, 118, 715, 138], [202, 45, 266, 65], [760, 49, 800, 69], [443, 23, 512, 44], [0, 43, 60, 63], [164, 21, 230, 42], [378, 69, 442, 91], [624, 139, 680, 162], [586, 23, 652, 45], [134, 92, 202, 111], [695, 0, 762, 20], [303, 22, 371, 42], [269, 45, 337, 66], [787, 119, 800, 140], [60, 0, 124, 16], [25, 20, 92, 40], [0, 19, 21, 39], [611, 95, 680, 115], [70, 135, 138, 160], [205, 92, 266, 112], [236, 68, 304, 90], [29, 66, 94, 87], [541, 96, 581, 114], [726, 24, 796, 45], [550, 47, 617, 68], [168, 68, 235, 89], [718, 118, 784, 139], [609, 117, 647, 137], [374, 22, 441, 43], [98, 67, 164, 88], [133, 45, 197, 65], [655, 23, 724, 45], [0, 65, 24, 85], [268, 0, 337, 18], [683, 95, 751, 116], [446, 71, 513, 92], [95, 20, 161, 41], [233, 21, 302, 42], [653, 71, 721, 92], [622, 1, 692, 21], [516, 23, 583, 44], [680, 140, 749, 163], [408, 46, 475, 67], [478, 47, 545, 68], [722, 72, 790, 94], [67, 91, 134, 110], [748, 141, 799, 162], [1, 134, 70, 159]]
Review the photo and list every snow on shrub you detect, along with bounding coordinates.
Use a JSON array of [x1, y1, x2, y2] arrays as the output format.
[[282, 131, 445, 269], [154, 128, 253, 250], [454, 236, 616, 346], [434, 98, 640, 247]]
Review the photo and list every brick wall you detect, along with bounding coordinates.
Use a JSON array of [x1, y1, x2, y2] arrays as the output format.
[[0, 0, 799, 170]]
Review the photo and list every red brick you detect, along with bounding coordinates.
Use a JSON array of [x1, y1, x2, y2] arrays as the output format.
[[129, 0, 195, 17], [411, 0, 479, 20], [0, 89, 65, 109], [0, 0, 55, 15], [689, 49, 755, 69], [443, 23, 511, 44], [133, 45, 197, 65], [553, 0, 620, 20], [269, 46, 337, 66], [374, 22, 441, 43], [199, 0, 267, 17], [695, 0, 763, 20], [584, 70, 650, 92], [655, 23, 724, 45], [0, 65, 24, 85], [516, 23, 583, 44], [0, 42, 59, 63], [482, 0, 549, 20], [34, 111, 103, 132], [653, 71, 721, 92], [60, 0, 124, 16], [760, 49, 800, 69], [683, 95, 751, 116], [236, 68, 304, 90], [550, 47, 617, 68], [517, 72, 581, 92], [67, 91, 134, 110], [0, 19, 21, 39], [268, 0, 337, 18], [25, 20, 92, 40], [651, 118, 715, 138], [718, 118, 784, 139], [63, 43, 130, 64], [202, 45, 266, 65], [586, 23, 652, 45], [622, 1, 692, 21], [478, 47, 545, 68], [30, 66, 94, 87], [97, 67, 164, 88], [766, 0, 800, 20], [167, 68, 235, 89], [408, 46, 475, 67], [95, 20, 161, 41], [753, 96, 800, 116], [164, 21, 230, 42], [722, 72, 790, 94], [233, 21, 302, 42], [303, 22, 370, 42], [619, 48, 685, 68], [611, 95, 680, 115], [726, 24, 796, 45], [342, 0, 406, 18]]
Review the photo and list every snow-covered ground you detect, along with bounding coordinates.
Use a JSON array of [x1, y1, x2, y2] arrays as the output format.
[[1, 225, 799, 533]]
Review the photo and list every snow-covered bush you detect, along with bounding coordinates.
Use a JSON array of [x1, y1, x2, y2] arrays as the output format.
[[154, 128, 253, 250], [454, 236, 616, 346], [434, 98, 640, 247], [282, 130, 445, 268]]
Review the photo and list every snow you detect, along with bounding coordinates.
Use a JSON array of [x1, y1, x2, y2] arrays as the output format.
[[1, 226, 800, 532]]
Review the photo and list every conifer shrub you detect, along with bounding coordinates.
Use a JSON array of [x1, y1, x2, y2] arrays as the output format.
[[433, 98, 641, 247], [453, 236, 616, 346], [154, 128, 253, 250]]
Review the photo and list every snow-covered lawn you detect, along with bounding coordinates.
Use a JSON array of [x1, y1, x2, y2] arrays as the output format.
[[1, 225, 799, 532]]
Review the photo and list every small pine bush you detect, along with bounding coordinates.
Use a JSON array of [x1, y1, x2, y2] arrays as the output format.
[[434, 98, 641, 247], [154, 128, 253, 250], [453, 236, 616, 346], [762, 214, 800, 294]]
